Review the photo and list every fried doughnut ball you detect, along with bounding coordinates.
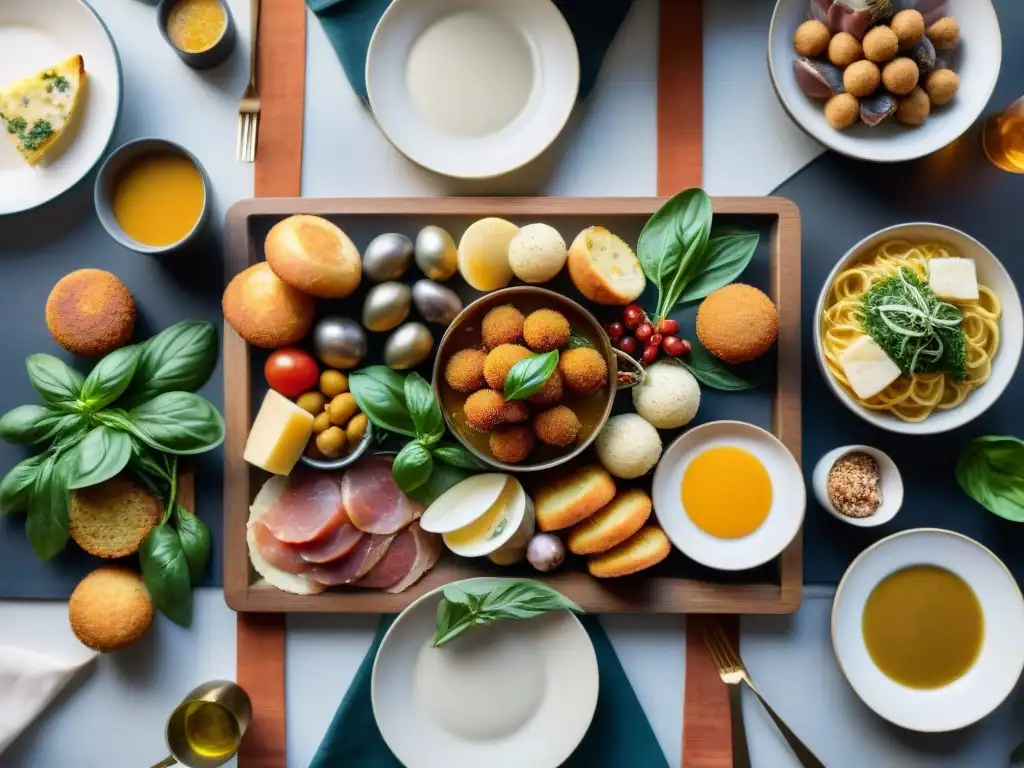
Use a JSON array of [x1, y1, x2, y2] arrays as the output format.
[[891, 9, 925, 50], [464, 389, 506, 431], [825, 93, 860, 130], [882, 57, 919, 96], [794, 20, 831, 57], [523, 309, 570, 352], [844, 60, 881, 98], [927, 17, 960, 50], [558, 347, 608, 395], [533, 406, 581, 448], [828, 32, 863, 68], [528, 368, 564, 406], [483, 344, 532, 389], [863, 25, 899, 63], [444, 348, 487, 393], [925, 68, 959, 106], [696, 284, 779, 364], [502, 399, 529, 424], [69, 567, 153, 653], [46, 269, 136, 358], [481, 304, 524, 348], [897, 87, 931, 126], [490, 426, 535, 464]]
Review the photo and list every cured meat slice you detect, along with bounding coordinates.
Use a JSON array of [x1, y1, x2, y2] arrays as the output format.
[[296, 522, 364, 564], [357, 522, 442, 594], [259, 470, 346, 544], [246, 476, 324, 596], [342, 456, 425, 535], [308, 533, 395, 586], [249, 521, 308, 575]]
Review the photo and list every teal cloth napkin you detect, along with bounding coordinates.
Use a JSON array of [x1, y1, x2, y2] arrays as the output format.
[[309, 615, 669, 768], [305, 0, 634, 102]]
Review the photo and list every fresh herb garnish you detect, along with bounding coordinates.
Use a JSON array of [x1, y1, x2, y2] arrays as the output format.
[[44, 74, 70, 93], [567, 333, 594, 350], [676, 341, 756, 391], [19, 119, 53, 151], [860, 267, 966, 379], [956, 436, 1024, 522], [503, 350, 558, 401], [3, 115, 26, 135]]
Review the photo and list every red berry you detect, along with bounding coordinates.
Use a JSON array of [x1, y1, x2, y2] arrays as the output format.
[[658, 317, 680, 335], [618, 336, 637, 355], [663, 336, 686, 356], [649, 333, 663, 347], [642, 343, 660, 365], [605, 322, 624, 340], [635, 322, 654, 342], [623, 304, 646, 329]]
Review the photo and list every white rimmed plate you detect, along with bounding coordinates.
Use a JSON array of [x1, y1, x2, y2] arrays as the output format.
[[366, 0, 579, 179], [0, 0, 121, 215], [832, 528, 1024, 732], [813, 223, 1023, 435], [651, 421, 805, 571], [372, 578, 598, 768]]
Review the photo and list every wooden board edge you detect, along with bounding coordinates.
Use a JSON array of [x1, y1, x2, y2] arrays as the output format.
[[657, 0, 703, 195]]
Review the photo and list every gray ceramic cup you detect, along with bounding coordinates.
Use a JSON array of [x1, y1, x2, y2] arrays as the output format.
[[94, 138, 212, 255], [157, 0, 237, 70]]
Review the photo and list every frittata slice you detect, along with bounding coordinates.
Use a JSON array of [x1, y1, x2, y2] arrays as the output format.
[[0, 54, 86, 166]]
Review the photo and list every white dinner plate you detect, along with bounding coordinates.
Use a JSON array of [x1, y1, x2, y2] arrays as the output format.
[[651, 421, 805, 571], [372, 578, 598, 768], [832, 529, 1024, 732], [0, 0, 121, 215], [366, 0, 579, 179]]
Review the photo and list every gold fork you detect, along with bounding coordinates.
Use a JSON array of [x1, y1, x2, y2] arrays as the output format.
[[236, 0, 261, 163], [702, 619, 828, 768]]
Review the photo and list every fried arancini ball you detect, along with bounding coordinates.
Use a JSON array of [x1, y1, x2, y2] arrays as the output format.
[[444, 348, 487, 393], [863, 25, 898, 63], [528, 368, 564, 406], [825, 93, 860, 129], [69, 567, 153, 653], [897, 87, 931, 125], [882, 57, 919, 96], [891, 9, 925, 50], [464, 389, 506, 431], [523, 309, 571, 352], [828, 32, 862, 68], [927, 17, 959, 50], [843, 60, 881, 98], [46, 269, 136, 358], [696, 284, 779, 364], [533, 406, 581, 448], [490, 426, 535, 464], [484, 344, 532, 389], [793, 20, 830, 57], [503, 400, 529, 424], [481, 304, 525, 348], [558, 347, 608, 395], [925, 68, 959, 106]]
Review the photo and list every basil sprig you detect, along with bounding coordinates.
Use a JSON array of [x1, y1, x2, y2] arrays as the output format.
[[433, 579, 584, 648], [503, 350, 558, 401], [676, 342, 755, 391], [956, 436, 1024, 522]]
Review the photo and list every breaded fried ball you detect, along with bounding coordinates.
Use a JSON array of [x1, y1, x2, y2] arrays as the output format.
[[843, 60, 881, 98], [69, 567, 153, 653], [793, 20, 830, 57], [891, 9, 925, 50], [925, 68, 959, 106], [503, 399, 529, 424], [533, 406, 581, 448], [528, 368, 564, 406], [490, 426, 535, 464], [897, 87, 931, 125], [696, 284, 779, 364], [828, 32, 862, 68], [863, 25, 898, 63], [464, 389, 506, 431], [46, 269, 136, 358], [484, 344, 532, 389], [825, 93, 859, 129], [444, 348, 487, 393], [882, 57, 919, 96], [559, 348, 608, 395], [481, 304, 524, 348], [927, 17, 959, 50], [523, 309, 570, 352]]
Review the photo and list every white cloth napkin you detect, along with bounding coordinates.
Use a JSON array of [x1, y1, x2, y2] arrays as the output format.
[[0, 645, 95, 755]]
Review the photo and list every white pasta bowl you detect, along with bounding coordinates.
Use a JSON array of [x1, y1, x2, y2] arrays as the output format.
[[814, 223, 1023, 435]]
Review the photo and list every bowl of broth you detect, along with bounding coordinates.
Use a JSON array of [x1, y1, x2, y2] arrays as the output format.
[[832, 528, 1024, 732], [94, 138, 211, 255], [158, 0, 237, 69]]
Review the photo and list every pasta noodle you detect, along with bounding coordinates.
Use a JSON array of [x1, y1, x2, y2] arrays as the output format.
[[822, 241, 1001, 422]]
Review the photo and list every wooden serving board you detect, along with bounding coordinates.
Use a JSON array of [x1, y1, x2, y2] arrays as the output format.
[[223, 196, 802, 615]]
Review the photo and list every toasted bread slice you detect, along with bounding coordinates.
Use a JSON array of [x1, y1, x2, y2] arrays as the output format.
[[568, 226, 646, 305], [587, 525, 671, 578], [534, 464, 616, 532], [70, 478, 161, 559], [0, 54, 86, 166], [569, 488, 652, 555]]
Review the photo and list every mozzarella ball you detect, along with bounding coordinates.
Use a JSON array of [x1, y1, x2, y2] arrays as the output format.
[[508, 223, 568, 284], [596, 414, 663, 480], [632, 362, 701, 429]]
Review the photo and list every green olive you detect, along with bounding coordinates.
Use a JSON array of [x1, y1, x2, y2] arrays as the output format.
[[312, 411, 332, 434], [316, 427, 346, 458], [296, 391, 327, 415], [328, 393, 359, 426], [320, 370, 349, 398], [346, 412, 368, 446]]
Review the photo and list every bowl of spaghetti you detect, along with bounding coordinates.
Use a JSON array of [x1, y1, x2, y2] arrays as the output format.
[[815, 223, 1022, 434]]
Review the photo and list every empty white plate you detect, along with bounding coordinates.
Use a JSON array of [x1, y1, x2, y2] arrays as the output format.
[[372, 578, 598, 768], [0, 0, 121, 215], [366, 0, 579, 178]]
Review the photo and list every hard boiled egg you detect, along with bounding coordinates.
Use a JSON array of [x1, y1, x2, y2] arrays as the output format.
[[489, 495, 537, 565], [421, 474, 527, 558]]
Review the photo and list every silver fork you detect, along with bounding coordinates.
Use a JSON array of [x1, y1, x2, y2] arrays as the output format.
[[702, 619, 827, 768], [236, 0, 261, 163]]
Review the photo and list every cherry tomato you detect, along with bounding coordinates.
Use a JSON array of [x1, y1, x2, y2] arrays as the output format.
[[623, 304, 646, 329], [649, 333, 664, 347], [657, 317, 680, 335], [635, 322, 654, 342], [265, 348, 320, 397], [662, 336, 688, 356], [618, 336, 637, 355], [642, 343, 660, 365], [605, 322, 624, 340]]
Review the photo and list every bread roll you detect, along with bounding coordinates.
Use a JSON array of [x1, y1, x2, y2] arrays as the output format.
[[567, 227, 645, 305], [457, 218, 518, 291], [222, 262, 315, 348], [587, 526, 671, 578], [265, 215, 362, 298], [534, 464, 616, 532], [569, 488, 652, 555]]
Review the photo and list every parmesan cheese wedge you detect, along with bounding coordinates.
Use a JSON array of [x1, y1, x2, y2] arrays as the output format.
[[0, 55, 86, 166], [838, 335, 902, 400], [243, 390, 314, 475], [928, 258, 979, 302]]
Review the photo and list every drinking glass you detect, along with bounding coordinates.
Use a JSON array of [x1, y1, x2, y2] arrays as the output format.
[[983, 96, 1024, 174]]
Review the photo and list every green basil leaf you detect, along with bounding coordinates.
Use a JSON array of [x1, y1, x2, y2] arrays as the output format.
[[679, 343, 756, 391], [956, 437, 1024, 522], [0, 454, 45, 514], [26, 354, 84, 408], [175, 505, 212, 583], [140, 524, 193, 627], [127, 392, 225, 455], [93, 408, 135, 434], [121, 321, 219, 406], [503, 351, 559, 401], [78, 344, 142, 411], [65, 426, 133, 490], [0, 405, 77, 445], [567, 333, 594, 350], [678, 232, 760, 304], [349, 366, 417, 438], [432, 598, 473, 647], [431, 442, 487, 470], [477, 580, 583, 617], [407, 461, 468, 507], [392, 440, 434, 494], [25, 454, 69, 560], [404, 372, 444, 445]]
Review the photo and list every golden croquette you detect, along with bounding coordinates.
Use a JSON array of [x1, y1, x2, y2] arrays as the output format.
[[533, 405, 581, 448], [481, 304, 525, 348], [523, 309, 571, 352], [559, 348, 608, 395], [483, 344, 532, 389], [46, 269, 136, 358], [528, 368, 564, 406], [696, 284, 779, 364], [503, 400, 529, 424], [464, 389, 506, 431], [69, 566, 153, 652], [490, 426, 535, 464], [444, 348, 487, 393]]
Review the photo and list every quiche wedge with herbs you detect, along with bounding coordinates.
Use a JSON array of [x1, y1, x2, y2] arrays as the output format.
[[0, 54, 86, 166]]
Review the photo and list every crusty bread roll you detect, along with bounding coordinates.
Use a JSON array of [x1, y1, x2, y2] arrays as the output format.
[[265, 215, 362, 298], [222, 262, 315, 348], [69, 567, 153, 652], [567, 226, 645, 305], [587, 525, 671, 578], [534, 464, 616, 532], [568, 488, 652, 555]]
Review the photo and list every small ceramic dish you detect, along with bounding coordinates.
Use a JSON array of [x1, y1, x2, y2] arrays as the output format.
[[157, 0, 237, 69], [299, 420, 374, 472], [372, 578, 598, 768], [812, 445, 902, 527], [832, 528, 1024, 732], [94, 138, 212, 255], [651, 421, 805, 572]]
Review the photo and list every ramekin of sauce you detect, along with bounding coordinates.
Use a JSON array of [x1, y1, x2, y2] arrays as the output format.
[[158, 0, 236, 69]]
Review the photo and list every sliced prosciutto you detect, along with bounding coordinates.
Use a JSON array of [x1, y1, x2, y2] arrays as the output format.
[[259, 470, 346, 544], [308, 533, 395, 586], [249, 520, 308, 574], [342, 456, 424, 535], [296, 522, 364, 564], [356, 522, 442, 594]]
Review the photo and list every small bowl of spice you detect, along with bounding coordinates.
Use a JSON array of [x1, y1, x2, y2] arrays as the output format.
[[812, 445, 902, 528]]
